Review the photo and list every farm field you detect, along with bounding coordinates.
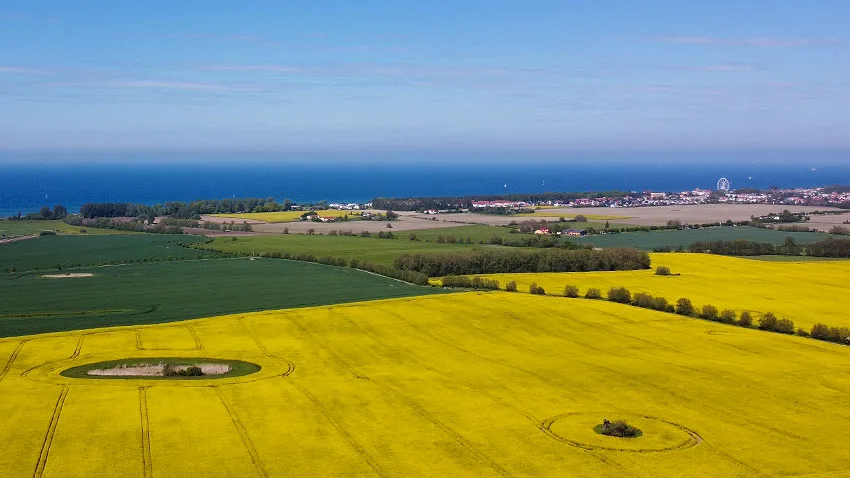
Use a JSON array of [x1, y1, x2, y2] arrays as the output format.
[[0, 234, 217, 272], [203, 233, 490, 266], [476, 252, 850, 330], [513, 212, 630, 220], [569, 226, 835, 250], [212, 210, 362, 223], [0, 219, 133, 238], [0, 258, 442, 337], [1, 292, 849, 477]]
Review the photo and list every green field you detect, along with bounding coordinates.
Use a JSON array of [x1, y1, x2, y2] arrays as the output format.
[[1, 235, 218, 272], [405, 225, 516, 242], [204, 233, 490, 265], [569, 226, 835, 250], [0, 257, 443, 337], [0, 219, 133, 238]]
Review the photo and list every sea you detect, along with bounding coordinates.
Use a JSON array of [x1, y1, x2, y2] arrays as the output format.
[[2, 151, 850, 216]]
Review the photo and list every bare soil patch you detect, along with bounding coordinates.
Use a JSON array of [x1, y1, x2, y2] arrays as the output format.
[[87, 362, 231, 377]]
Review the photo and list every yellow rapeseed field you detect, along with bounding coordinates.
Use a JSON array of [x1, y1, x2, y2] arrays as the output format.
[[476, 252, 850, 330], [212, 210, 362, 223], [2, 292, 850, 477]]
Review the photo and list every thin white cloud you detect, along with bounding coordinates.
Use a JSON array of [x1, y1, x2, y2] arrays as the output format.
[[100, 80, 227, 91], [0, 65, 53, 75], [695, 64, 757, 72], [656, 36, 840, 47]]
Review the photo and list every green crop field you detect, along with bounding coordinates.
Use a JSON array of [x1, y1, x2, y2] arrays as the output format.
[[406, 224, 517, 242], [0, 234, 218, 272], [0, 220, 133, 238], [203, 233, 489, 265], [568, 226, 835, 250], [0, 257, 443, 337]]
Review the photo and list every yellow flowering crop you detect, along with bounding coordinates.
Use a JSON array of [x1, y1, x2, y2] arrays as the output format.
[[1, 292, 849, 476], [477, 252, 850, 330]]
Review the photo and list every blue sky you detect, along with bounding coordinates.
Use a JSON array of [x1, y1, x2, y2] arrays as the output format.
[[1, 1, 848, 153]]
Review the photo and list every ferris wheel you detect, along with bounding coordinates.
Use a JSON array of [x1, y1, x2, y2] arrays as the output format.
[[717, 177, 731, 192]]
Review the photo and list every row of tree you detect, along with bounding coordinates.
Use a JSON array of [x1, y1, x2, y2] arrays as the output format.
[[690, 237, 850, 258], [79, 198, 301, 220], [371, 190, 632, 211], [5, 204, 68, 221], [519, 282, 850, 345], [393, 248, 650, 277]]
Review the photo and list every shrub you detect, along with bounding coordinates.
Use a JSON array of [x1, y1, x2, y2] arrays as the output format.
[[632, 292, 654, 309], [675, 298, 694, 316], [738, 311, 753, 327], [529, 282, 545, 295], [585, 288, 602, 299], [563, 284, 579, 298], [758, 312, 778, 331], [596, 419, 641, 438], [651, 296, 672, 312], [409, 233, 418, 241], [360, 231, 371, 237], [775, 318, 795, 334], [533, 286, 546, 295], [231, 236, 237, 241], [505, 280, 517, 292], [655, 266, 671, 276], [607, 287, 631, 304], [719, 309, 737, 324], [701, 304, 719, 321], [796, 328, 810, 337], [811, 323, 830, 340]]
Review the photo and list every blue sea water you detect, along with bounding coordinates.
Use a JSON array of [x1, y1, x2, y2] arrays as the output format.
[[1, 151, 850, 216]]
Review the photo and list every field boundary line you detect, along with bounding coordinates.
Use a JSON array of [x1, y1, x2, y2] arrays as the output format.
[[288, 380, 388, 478], [33, 386, 69, 478], [188, 326, 203, 350], [215, 386, 268, 478], [139, 387, 153, 478], [0, 340, 26, 382]]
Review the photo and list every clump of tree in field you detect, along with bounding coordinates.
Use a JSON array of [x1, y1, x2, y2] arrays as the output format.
[[596, 419, 641, 438], [563, 285, 579, 298], [441, 276, 500, 290], [655, 266, 672, 276], [529, 282, 546, 295], [394, 248, 650, 277], [505, 281, 518, 292]]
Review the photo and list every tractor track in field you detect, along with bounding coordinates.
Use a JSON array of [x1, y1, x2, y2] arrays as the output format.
[[340, 315, 634, 476], [237, 316, 296, 378], [0, 340, 26, 382], [139, 387, 153, 478], [539, 413, 702, 453], [215, 386, 268, 478], [188, 326, 203, 350], [33, 386, 69, 478], [288, 380, 389, 478], [289, 315, 515, 478], [135, 330, 143, 350]]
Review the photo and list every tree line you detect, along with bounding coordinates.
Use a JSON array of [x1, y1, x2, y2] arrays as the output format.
[[689, 237, 850, 258], [393, 248, 650, 277], [371, 190, 632, 211]]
